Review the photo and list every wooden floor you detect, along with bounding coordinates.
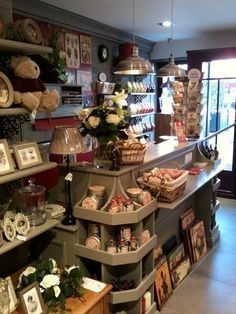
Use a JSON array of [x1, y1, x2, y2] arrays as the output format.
[[160, 197, 236, 314]]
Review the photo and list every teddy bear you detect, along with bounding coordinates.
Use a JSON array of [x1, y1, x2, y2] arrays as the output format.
[[10, 56, 60, 112]]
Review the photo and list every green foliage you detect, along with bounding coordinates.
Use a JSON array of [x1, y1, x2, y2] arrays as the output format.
[[17, 259, 84, 312]]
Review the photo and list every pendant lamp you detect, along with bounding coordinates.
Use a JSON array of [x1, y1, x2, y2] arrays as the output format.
[[114, 0, 154, 75], [157, 0, 186, 77]]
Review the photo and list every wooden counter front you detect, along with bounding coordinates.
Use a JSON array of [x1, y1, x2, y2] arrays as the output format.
[[14, 284, 112, 314], [64, 285, 112, 314]]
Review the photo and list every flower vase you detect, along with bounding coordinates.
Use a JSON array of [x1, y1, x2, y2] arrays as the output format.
[[93, 140, 110, 169]]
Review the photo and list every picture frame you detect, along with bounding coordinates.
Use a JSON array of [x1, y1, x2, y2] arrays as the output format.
[[5, 276, 17, 312], [155, 260, 173, 310], [170, 256, 191, 288], [167, 242, 185, 271], [0, 71, 14, 108], [13, 142, 43, 170], [179, 207, 195, 231], [65, 32, 80, 69], [80, 34, 92, 64], [190, 220, 207, 262], [0, 139, 15, 175], [18, 282, 45, 314]]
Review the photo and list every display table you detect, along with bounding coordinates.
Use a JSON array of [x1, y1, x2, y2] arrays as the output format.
[[14, 284, 112, 314]]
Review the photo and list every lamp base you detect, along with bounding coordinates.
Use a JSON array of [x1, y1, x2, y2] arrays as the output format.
[[61, 213, 76, 225]]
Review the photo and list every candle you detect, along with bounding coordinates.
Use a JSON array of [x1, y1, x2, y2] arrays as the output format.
[[144, 291, 151, 311]]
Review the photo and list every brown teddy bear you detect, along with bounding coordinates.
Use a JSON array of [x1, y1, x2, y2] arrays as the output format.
[[10, 56, 60, 112]]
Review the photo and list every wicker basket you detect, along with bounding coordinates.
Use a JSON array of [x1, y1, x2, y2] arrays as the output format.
[[118, 142, 146, 165], [137, 168, 188, 203]]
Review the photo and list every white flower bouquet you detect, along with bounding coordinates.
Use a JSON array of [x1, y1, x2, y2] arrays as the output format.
[[79, 90, 129, 144], [17, 258, 84, 312]]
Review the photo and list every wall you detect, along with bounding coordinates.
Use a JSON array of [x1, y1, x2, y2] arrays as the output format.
[[151, 30, 236, 61]]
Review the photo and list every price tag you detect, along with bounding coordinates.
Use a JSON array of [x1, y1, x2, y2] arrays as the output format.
[[65, 172, 73, 181], [31, 109, 37, 120], [17, 235, 27, 241]]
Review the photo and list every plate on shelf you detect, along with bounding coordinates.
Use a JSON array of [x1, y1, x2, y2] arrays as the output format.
[[0, 72, 13, 108]]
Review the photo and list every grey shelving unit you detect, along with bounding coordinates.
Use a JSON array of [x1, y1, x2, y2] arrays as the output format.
[[71, 164, 158, 313], [0, 40, 60, 258]]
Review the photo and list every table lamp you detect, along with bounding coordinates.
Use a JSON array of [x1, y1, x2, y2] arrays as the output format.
[[49, 126, 85, 225]]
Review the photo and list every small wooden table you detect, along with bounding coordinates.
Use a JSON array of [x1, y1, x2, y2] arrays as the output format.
[[14, 284, 112, 314]]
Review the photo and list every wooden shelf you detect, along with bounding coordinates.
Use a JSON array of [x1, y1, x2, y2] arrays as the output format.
[[0, 162, 57, 185], [0, 38, 52, 54], [0, 218, 60, 255]]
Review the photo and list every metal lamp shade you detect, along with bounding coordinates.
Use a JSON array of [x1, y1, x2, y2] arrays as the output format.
[[114, 46, 154, 75], [157, 54, 186, 77]]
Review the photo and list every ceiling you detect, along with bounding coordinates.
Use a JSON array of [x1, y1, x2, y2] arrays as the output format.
[[39, 0, 236, 43]]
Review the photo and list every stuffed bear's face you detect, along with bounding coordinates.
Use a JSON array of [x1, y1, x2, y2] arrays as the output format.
[[11, 56, 40, 79]]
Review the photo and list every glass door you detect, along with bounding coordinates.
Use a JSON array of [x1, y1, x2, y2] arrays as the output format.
[[202, 59, 236, 198]]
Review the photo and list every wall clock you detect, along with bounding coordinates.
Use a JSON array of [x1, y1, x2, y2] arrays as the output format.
[[98, 44, 109, 62]]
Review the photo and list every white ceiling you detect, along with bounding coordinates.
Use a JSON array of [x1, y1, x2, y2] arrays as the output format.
[[40, 0, 236, 43]]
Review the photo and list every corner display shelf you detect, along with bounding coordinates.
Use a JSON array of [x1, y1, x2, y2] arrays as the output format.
[[0, 38, 52, 54]]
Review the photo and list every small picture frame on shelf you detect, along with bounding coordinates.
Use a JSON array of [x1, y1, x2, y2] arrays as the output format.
[[0, 139, 15, 176], [18, 282, 45, 314], [13, 142, 43, 170], [5, 276, 17, 312]]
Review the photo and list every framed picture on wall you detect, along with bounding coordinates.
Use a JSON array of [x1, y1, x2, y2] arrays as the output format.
[[13, 142, 43, 170], [0, 139, 15, 175], [65, 33, 80, 69], [80, 34, 92, 64]]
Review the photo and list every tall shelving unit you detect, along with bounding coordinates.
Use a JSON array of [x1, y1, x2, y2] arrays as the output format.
[[113, 74, 156, 143], [0, 39, 59, 267], [73, 170, 158, 314]]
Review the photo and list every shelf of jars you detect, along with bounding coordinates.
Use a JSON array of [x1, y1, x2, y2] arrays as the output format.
[[0, 38, 52, 54]]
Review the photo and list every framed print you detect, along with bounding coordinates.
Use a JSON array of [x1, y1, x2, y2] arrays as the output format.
[[170, 256, 191, 288], [167, 243, 185, 271], [155, 260, 173, 310], [5, 276, 17, 312], [80, 34, 92, 64], [180, 207, 195, 231], [65, 33, 80, 69], [0, 139, 15, 175], [190, 220, 207, 263], [0, 72, 14, 108], [19, 282, 45, 314], [76, 70, 92, 92], [13, 142, 43, 170]]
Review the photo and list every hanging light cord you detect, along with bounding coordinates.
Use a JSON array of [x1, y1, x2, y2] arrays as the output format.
[[132, 0, 135, 44], [170, 0, 174, 56]]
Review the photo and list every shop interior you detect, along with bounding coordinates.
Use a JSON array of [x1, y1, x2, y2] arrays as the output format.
[[0, 0, 235, 313]]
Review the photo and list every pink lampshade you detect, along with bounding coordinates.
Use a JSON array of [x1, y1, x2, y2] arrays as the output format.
[[49, 126, 85, 155]]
